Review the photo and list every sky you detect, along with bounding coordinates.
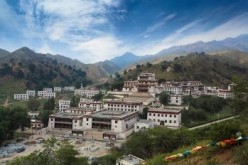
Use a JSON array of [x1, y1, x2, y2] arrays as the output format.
[[0, 0, 248, 63]]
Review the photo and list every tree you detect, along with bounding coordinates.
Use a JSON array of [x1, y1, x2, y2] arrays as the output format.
[[55, 142, 82, 165], [27, 99, 40, 112], [39, 110, 52, 127], [70, 96, 80, 107], [232, 77, 248, 115], [139, 107, 149, 119], [43, 98, 55, 110], [159, 92, 169, 106], [92, 92, 104, 101], [7, 137, 89, 165]]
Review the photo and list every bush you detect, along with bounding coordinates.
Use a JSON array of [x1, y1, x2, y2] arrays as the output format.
[[234, 142, 248, 165]]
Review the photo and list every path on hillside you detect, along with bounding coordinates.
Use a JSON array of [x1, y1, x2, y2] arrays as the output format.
[[3, 98, 9, 107], [189, 116, 239, 130]]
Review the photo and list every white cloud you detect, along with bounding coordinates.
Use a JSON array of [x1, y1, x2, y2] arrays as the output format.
[[74, 35, 126, 62], [38, 43, 54, 54], [141, 13, 177, 38], [134, 13, 248, 55], [19, 0, 125, 62]]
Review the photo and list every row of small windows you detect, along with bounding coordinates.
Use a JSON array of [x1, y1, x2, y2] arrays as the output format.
[[149, 119, 177, 123], [109, 108, 136, 112], [149, 113, 177, 118], [108, 104, 140, 108]]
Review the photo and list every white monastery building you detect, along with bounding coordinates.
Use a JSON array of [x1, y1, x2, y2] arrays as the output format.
[[43, 88, 53, 93], [147, 108, 182, 129], [105, 100, 143, 113], [168, 95, 183, 105], [14, 94, 29, 100], [58, 100, 71, 112], [54, 87, 62, 92], [64, 86, 75, 92], [134, 120, 155, 132], [26, 90, 36, 97]]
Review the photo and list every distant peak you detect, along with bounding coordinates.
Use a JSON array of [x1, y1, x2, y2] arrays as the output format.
[[122, 52, 137, 57], [14, 47, 35, 53]]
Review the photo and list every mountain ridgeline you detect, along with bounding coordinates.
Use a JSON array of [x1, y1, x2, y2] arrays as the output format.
[[100, 34, 248, 70], [0, 47, 92, 92], [122, 52, 248, 87]]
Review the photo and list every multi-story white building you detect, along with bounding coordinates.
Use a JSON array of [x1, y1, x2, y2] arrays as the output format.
[[122, 73, 159, 94], [14, 94, 29, 100], [38, 90, 47, 97], [147, 108, 181, 129], [64, 86, 75, 92], [204, 86, 218, 96], [28, 111, 40, 118], [105, 100, 143, 113], [116, 154, 145, 165], [31, 119, 44, 129], [217, 89, 234, 99], [134, 120, 155, 132], [78, 100, 103, 111], [74, 89, 100, 98], [161, 82, 183, 95], [48, 110, 138, 139], [168, 95, 182, 105], [59, 100, 71, 112], [43, 88, 53, 93], [54, 87, 62, 92], [43, 92, 56, 99], [26, 90, 36, 97]]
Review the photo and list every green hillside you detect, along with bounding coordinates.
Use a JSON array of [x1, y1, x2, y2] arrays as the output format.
[[0, 47, 91, 97], [123, 52, 248, 87]]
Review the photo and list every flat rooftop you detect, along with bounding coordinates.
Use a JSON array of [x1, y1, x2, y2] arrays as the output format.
[[136, 119, 154, 124], [50, 112, 84, 118], [148, 108, 181, 114], [118, 154, 145, 164], [92, 110, 136, 119]]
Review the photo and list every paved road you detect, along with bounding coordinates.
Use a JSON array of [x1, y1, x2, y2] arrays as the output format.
[[189, 116, 239, 130]]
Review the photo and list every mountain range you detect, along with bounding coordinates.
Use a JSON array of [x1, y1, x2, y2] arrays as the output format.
[[1, 34, 248, 83], [104, 34, 248, 70]]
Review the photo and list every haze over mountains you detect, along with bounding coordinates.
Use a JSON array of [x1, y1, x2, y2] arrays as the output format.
[[103, 34, 248, 70], [1, 34, 248, 78]]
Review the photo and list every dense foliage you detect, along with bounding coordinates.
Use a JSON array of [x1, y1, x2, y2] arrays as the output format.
[[0, 107, 30, 145], [7, 138, 88, 165], [43, 98, 55, 110], [182, 95, 231, 126], [122, 53, 248, 87], [158, 91, 169, 106]]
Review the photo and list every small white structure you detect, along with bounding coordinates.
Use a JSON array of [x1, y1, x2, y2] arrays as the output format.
[[116, 154, 145, 165], [217, 89, 234, 99], [78, 100, 103, 111], [105, 100, 143, 113], [59, 100, 71, 112], [28, 111, 40, 118], [134, 120, 155, 132], [26, 90, 36, 97], [54, 87, 62, 92], [31, 119, 44, 129], [64, 86, 75, 92], [43, 92, 56, 99], [74, 89, 100, 98], [168, 95, 182, 105], [43, 88, 53, 92], [38, 91, 47, 97], [14, 94, 29, 100], [147, 108, 181, 129], [204, 86, 218, 96]]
